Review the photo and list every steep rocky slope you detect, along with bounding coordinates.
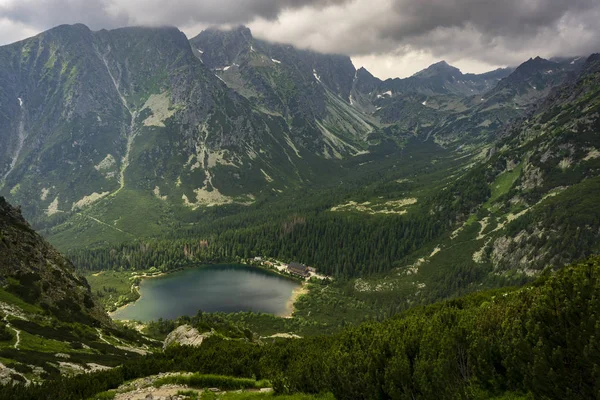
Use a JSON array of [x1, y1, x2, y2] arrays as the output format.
[[368, 56, 584, 146], [0, 24, 368, 241], [363, 53, 600, 301], [480, 53, 600, 272], [484, 56, 585, 108], [0, 197, 153, 383], [0, 196, 108, 325], [191, 26, 376, 156]]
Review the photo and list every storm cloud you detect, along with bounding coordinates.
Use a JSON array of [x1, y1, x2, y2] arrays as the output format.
[[0, 0, 599, 78], [0, 0, 347, 29]]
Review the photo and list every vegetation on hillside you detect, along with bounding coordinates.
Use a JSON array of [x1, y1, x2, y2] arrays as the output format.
[[2, 255, 598, 399]]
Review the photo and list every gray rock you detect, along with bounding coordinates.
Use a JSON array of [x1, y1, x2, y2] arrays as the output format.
[[163, 325, 212, 350]]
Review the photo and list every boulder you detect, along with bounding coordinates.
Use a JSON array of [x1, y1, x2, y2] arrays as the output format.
[[163, 325, 211, 350]]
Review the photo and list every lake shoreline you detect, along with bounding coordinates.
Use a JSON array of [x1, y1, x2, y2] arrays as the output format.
[[107, 270, 175, 317], [108, 286, 140, 318], [238, 260, 305, 283], [281, 283, 309, 318], [106, 265, 226, 316], [109, 263, 306, 321]]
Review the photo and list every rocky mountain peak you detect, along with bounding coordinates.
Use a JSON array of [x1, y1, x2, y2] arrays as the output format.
[[191, 25, 255, 69], [31, 22, 95, 48], [583, 53, 600, 69], [356, 66, 377, 79], [231, 25, 253, 38], [355, 66, 381, 93], [413, 60, 462, 79], [509, 56, 558, 77], [47, 23, 92, 35]]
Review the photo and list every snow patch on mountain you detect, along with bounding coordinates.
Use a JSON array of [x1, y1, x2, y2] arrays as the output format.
[[313, 69, 321, 82]]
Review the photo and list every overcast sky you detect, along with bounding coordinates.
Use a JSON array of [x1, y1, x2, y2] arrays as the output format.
[[1, 0, 599, 78]]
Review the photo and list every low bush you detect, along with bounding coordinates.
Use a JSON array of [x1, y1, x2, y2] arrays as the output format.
[[153, 374, 270, 390]]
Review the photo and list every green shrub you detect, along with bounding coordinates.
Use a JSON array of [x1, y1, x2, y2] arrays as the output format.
[[87, 391, 116, 400], [153, 374, 269, 390], [0, 323, 13, 341], [176, 390, 199, 400]]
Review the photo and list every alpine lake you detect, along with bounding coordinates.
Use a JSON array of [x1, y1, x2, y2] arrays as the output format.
[[110, 264, 301, 321]]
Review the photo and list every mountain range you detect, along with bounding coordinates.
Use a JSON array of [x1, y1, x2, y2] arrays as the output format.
[[0, 22, 599, 397], [0, 22, 596, 294], [0, 25, 584, 232]]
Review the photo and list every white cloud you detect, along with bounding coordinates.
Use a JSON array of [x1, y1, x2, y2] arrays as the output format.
[[0, 18, 39, 45]]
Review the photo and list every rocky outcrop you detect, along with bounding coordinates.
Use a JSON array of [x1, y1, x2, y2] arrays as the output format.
[[162, 325, 212, 350]]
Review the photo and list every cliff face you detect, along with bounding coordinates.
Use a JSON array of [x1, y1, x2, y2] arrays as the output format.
[[0, 196, 109, 326]]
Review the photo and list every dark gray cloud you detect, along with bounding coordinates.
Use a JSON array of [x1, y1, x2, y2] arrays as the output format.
[[0, 0, 348, 31], [0, 0, 599, 77], [385, 0, 598, 39], [248, 0, 600, 75], [0, 0, 128, 31], [110, 0, 348, 27], [377, 0, 600, 63]]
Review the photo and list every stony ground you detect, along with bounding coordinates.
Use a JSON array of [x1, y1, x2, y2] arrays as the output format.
[[105, 372, 273, 400], [113, 383, 194, 400]]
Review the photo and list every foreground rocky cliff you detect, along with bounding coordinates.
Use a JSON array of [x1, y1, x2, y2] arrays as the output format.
[[0, 197, 153, 384], [0, 196, 108, 325]]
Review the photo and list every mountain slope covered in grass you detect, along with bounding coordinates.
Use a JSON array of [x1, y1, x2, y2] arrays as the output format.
[[191, 26, 376, 156], [0, 196, 108, 326]]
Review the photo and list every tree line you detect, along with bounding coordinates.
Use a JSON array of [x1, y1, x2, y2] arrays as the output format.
[[68, 165, 491, 280]]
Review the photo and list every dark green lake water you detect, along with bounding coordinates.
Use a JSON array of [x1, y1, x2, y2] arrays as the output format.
[[110, 264, 300, 321]]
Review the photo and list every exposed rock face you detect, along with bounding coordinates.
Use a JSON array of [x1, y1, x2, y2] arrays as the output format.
[[0, 23, 373, 234], [191, 26, 370, 153], [475, 53, 600, 273], [163, 325, 211, 350], [0, 196, 110, 326]]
